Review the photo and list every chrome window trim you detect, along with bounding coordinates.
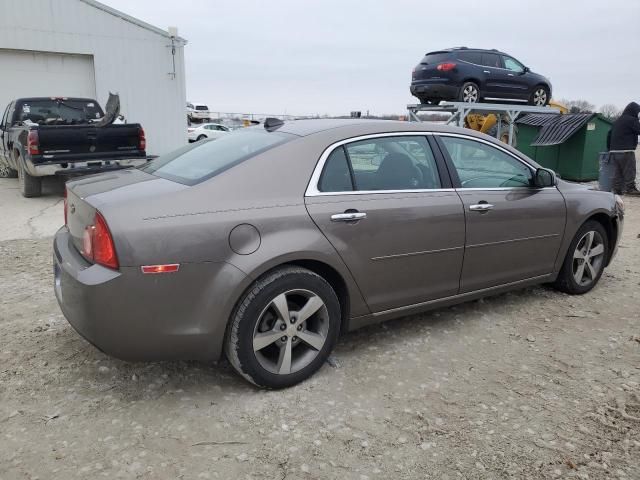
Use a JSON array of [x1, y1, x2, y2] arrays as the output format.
[[305, 131, 553, 197]]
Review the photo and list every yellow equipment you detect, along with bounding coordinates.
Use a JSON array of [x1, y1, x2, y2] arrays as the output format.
[[464, 100, 568, 145]]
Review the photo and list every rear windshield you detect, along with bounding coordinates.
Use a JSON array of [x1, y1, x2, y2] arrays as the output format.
[[420, 52, 451, 64], [195, 105, 209, 111], [142, 128, 295, 186], [15, 99, 104, 125]]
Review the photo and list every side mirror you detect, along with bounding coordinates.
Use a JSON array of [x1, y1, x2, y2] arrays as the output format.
[[533, 168, 556, 188], [523, 66, 530, 73]]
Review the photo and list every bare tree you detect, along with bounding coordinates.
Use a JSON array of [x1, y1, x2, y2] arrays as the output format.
[[599, 104, 621, 121], [559, 98, 595, 114]]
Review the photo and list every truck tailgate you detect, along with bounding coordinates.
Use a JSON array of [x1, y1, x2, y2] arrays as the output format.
[[37, 124, 143, 160]]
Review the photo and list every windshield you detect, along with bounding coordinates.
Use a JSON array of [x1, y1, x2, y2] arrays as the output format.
[[15, 99, 104, 125], [142, 128, 295, 185]]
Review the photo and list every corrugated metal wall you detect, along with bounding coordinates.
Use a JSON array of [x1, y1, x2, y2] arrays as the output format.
[[0, 0, 187, 155]]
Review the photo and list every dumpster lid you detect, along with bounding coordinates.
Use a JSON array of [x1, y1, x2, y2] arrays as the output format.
[[516, 113, 595, 146]]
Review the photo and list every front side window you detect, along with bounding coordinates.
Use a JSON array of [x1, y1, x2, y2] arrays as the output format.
[[502, 56, 524, 73], [318, 136, 442, 192], [440, 136, 532, 188], [143, 129, 294, 185]]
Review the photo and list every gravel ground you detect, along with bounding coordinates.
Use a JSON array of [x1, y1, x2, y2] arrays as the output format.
[[1, 198, 639, 480]]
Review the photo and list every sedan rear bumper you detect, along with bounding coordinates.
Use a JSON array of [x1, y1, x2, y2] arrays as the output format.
[[53, 226, 248, 362]]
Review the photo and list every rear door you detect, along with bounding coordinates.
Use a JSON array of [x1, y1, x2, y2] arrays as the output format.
[[435, 134, 566, 293], [305, 133, 465, 313], [479, 52, 504, 97]]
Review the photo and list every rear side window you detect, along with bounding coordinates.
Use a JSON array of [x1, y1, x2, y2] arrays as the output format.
[[318, 136, 442, 192], [319, 147, 353, 192], [481, 53, 502, 68], [143, 129, 294, 185], [420, 52, 450, 64], [456, 51, 483, 65]]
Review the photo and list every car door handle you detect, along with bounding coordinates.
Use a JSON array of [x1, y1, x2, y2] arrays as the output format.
[[331, 212, 367, 222], [483, 70, 491, 74], [469, 203, 494, 212], [508, 73, 514, 77]]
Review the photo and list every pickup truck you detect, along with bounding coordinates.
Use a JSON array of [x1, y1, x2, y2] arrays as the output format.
[[0, 97, 149, 197]]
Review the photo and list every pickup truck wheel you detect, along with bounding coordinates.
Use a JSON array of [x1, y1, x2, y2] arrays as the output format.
[[17, 159, 42, 197], [0, 160, 18, 178]]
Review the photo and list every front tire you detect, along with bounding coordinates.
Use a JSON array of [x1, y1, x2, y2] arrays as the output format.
[[225, 267, 341, 389], [459, 82, 480, 103], [17, 157, 42, 197], [529, 86, 550, 106], [553, 221, 608, 295]]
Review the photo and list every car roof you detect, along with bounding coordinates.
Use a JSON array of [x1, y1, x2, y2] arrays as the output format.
[[15, 97, 97, 102], [426, 47, 507, 55], [273, 118, 485, 137]]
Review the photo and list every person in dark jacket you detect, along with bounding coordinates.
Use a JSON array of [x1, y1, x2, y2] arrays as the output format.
[[607, 101, 640, 195]]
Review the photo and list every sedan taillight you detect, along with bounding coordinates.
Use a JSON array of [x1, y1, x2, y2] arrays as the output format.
[[81, 212, 119, 270], [437, 62, 457, 72]]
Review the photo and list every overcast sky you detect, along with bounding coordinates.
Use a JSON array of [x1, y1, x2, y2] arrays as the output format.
[[105, 0, 639, 116]]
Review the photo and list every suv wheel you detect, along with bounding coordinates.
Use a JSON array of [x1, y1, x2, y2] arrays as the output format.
[[459, 82, 480, 103], [225, 267, 341, 389], [553, 221, 608, 295], [529, 86, 550, 106]]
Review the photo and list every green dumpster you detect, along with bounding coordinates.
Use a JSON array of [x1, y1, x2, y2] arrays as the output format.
[[516, 113, 613, 181]]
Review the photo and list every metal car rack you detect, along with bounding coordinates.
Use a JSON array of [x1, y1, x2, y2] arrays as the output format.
[[407, 101, 561, 146]]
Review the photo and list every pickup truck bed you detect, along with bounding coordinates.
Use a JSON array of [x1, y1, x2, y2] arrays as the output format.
[[0, 97, 150, 197]]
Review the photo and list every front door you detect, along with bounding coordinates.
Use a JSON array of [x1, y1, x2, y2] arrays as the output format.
[[493, 55, 530, 100], [436, 134, 566, 293], [305, 134, 465, 313]]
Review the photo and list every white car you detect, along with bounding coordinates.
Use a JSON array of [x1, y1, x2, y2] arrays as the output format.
[[187, 123, 230, 142], [186, 102, 211, 121]]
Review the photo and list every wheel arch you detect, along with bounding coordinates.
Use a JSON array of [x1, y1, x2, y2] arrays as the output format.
[[237, 259, 353, 335], [584, 212, 618, 266]]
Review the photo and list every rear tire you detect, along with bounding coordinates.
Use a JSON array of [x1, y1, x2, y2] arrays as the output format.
[[553, 221, 608, 295], [459, 82, 480, 103], [225, 266, 341, 389], [197, 134, 207, 141], [17, 156, 42, 197]]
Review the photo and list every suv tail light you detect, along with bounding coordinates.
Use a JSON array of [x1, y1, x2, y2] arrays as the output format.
[[81, 212, 119, 269], [436, 62, 457, 72], [27, 130, 40, 155], [138, 127, 146, 151]]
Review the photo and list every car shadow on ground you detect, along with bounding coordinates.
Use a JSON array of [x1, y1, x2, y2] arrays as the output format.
[[46, 284, 558, 402]]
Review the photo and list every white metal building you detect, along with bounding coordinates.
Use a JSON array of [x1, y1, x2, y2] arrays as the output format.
[[0, 0, 188, 155]]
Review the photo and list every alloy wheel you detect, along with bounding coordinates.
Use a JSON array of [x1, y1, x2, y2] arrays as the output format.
[[572, 230, 605, 287], [462, 85, 479, 103], [533, 88, 547, 106], [252, 289, 329, 375]]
